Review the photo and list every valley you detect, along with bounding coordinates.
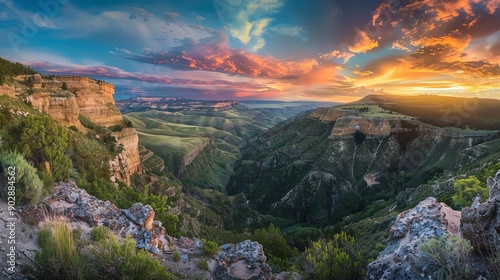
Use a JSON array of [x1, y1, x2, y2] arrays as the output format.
[[119, 97, 335, 192]]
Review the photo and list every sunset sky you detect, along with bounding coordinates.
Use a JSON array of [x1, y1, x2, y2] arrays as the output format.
[[0, 0, 499, 102]]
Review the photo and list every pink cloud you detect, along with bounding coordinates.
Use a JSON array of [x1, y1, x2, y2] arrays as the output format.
[[127, 31, 321, 80]]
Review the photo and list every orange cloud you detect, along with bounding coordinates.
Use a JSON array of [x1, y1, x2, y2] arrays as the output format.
[[348, 31, 379, 53], [128, 31, 319, 79]]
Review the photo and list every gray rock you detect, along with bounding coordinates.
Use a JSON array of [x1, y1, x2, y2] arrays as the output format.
[[214, 240, 271, 280], [365, 197, 461, 280]]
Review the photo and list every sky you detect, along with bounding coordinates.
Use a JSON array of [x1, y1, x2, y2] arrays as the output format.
[[0, 0, 499, 102]]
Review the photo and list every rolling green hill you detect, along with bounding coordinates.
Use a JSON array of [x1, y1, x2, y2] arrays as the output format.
[[124, 102, 331, 192]]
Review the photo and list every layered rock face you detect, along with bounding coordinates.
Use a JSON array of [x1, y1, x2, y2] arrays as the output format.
[[365, 197, 461, 280], [461, 170, 500, 253], [28, 92, 85, 130], [27, 75, 122, 127], [110, 128, 144, 185]]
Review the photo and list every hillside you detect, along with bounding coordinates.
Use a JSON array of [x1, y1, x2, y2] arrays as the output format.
[[122, 99, 333, 192], [228, 96, 500, 224]]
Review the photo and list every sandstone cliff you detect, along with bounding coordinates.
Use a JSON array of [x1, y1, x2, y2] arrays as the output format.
[[22, 74, 143, 185], [110, 127, 144, 185], [26, 74, 123, 127], [28, 92, 85, 131], [310, 108, 495, 140]]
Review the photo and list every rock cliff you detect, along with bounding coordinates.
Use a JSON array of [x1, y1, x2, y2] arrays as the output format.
[[367, 170, 500, 280], [18, 74, 143, 185], [110, 128, 144, 185], [28, 92, 85, 131], [26, 74, 123, 127]]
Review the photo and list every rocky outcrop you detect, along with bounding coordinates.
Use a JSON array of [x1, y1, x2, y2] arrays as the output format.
[[461, 170, 500, 253], [214, 240, 273, 280], [35, 182, 163, 254], [109, 128, 143, 185], [365, 197, 461, 280], [26, 182, 287, 279]]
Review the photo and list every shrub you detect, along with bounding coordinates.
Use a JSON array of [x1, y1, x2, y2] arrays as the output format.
[[419, 235, 473, 280], [5, 115, 71, 183], [90, 226, 109, 242], [296, 231, 365, 280], [0, 151, 44, 205], [452, 176, 488, 209], [201, 238, 218, 256], [88, 233, 173, 280], [34, 221, 174, 280]]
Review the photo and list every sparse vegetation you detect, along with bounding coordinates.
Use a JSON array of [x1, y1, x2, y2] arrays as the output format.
[[32, 221, 174, 280], [201, 238, 218, 256], [419, 235, 473, 280]]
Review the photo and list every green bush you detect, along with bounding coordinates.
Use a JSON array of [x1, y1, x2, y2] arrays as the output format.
[[452, 176, 488, 209], [296, 231, 365, 280], [173, 251, 181, 262], [90, 226, 109, 242], [201, 238, 218, 256], [419, 235, 473, 280], [0, 151, 44, 205], [34, 221, 173, 280], [5, 115, 71, 183], [88, 233, 173, 280]]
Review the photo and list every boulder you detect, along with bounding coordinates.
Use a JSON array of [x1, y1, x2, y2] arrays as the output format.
[[214, 240, 272, 280], [122, 202, 155, 230]]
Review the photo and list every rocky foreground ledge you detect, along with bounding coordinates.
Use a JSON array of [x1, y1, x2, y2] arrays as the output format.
[[367, 170, 500, 280], [11, 181, 296, 280]]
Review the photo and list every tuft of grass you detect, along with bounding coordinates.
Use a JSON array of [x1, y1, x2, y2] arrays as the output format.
[[173, 251, 181, 262], [197, 260, 209, 271]]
